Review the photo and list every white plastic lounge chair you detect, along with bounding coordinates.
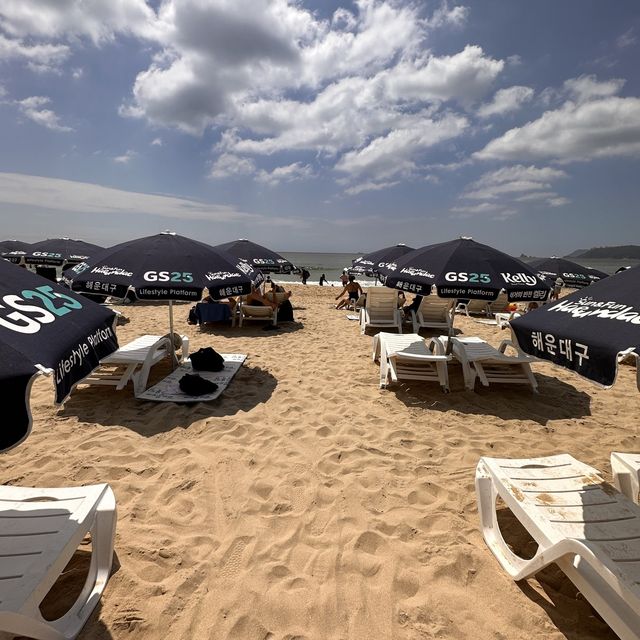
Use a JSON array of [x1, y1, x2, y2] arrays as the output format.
[[455, 299, 489, 317], [237, 300, 277, 327], [476, 454, 640, 640], [441, 335, 537, 391], [360, 288, 403, 335], [410, 297, 455, 334], [81, 334, 189, 394], [486, 291, 509, 316], [611, 452, 640, 504], [372, 332, 450, 390], [0, 483, 116, 640]]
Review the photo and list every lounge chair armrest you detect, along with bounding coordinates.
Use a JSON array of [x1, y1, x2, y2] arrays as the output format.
[[498, 339, 520, 355], [427, 335, 448, 356]]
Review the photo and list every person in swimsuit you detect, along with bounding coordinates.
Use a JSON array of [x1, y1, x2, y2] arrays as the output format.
[[335, 275, 363, 309]]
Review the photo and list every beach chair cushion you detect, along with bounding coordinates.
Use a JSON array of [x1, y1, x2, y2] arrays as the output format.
[[238, 303, 277, 327], [0, 483, 116, 640]]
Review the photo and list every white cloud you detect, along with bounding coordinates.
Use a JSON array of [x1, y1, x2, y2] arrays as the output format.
[[477, 85, 534, 118], [71, 67, 83, 79], [0, 172, 260, 223], [0, 0, 157, 43], [16, 96, 72, 131], [209, 153, 256, 178], [151, 137, 163, 146], [426, 1, 469, 29], [450, 202, 517, 219], [255, 162, 313, 185], [0, 33, 70, 72], [457, 164, 569, 214], [476, 94, 640, 162], [113, 150, 137, 164], [617, 28, 637, 49], [336, 113, 468, 182], [563, 74, 625, 103], [383, 45, 504, 104], [344, 179, 400, 195]]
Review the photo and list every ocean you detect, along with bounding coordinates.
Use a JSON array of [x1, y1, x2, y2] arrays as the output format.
[[276, 252, 640, 287]]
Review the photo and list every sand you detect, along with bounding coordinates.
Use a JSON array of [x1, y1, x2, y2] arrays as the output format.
[[2, 284, 638, 640]]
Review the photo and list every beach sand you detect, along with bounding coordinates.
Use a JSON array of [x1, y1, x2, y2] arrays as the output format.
[[2, 284, 637, 639]]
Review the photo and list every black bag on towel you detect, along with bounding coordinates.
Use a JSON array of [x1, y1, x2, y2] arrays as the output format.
[[179, 374, 218, 396], [190, 347, 225, 371]]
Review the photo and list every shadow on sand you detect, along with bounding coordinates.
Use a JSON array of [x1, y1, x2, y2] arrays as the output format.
[[194, 321, 304, 336], [60, 365, 277, 438], [389, 369, 591, 425]]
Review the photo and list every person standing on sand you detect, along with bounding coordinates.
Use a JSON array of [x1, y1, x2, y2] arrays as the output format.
[[319, 273, 328, 286], [340, 270, 349, 286], [552, 276, 564, 300], [301, 268, 310, 285]]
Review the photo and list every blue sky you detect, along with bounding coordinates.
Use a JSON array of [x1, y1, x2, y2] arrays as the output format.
[[0, 0, 638, 255]]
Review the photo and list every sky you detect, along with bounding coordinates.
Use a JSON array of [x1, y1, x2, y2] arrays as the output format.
[[0, 0, 639, 256]]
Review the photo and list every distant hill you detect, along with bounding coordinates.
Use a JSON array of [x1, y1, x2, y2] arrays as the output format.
[[565, 248, 588, 258], [565, 245, 640, 259]]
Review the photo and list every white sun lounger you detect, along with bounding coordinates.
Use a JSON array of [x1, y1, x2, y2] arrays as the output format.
[[0, 483, 116, 640], [410, 297, 455, 334], [360, 288, 403, 335], [237, 298, 277, 327], [455, 299, 489, 317], [611, 452, 640, 505], [372, 332, 450, 391], [476, 454, 640, 640], [81, 334, 189, 394], [441, 335, 537, 391]]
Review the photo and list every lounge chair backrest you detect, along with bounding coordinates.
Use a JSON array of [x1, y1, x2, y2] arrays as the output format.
[[487, 291, 509, 315], [265, 291, 288, 305], [417, 297, 455, 323]]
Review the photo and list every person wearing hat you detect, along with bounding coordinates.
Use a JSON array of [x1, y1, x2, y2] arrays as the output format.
[[552, 276, 564, 300]]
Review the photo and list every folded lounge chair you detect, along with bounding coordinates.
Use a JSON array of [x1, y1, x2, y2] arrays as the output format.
[[81, 334, 189, 394], [611, 452, 640, 505], [441, 335, 537, 391], [486, 291, 510, 317], [476, 454, 640, 640], [0, 483, 116, 640], [372, 332, 450, 391], [360, 288, 403, 335]]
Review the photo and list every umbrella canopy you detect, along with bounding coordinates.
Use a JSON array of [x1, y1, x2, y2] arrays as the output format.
[[0, 260, 119, 451], [64, 232, 264, 301], [214, 238, 295, 273], [350, 244, 415, 277], [379, 237, 551, 302], [1, 240, 32, 264], [527, 256, 609, 288], [510, 266, 640, 388], [9, 238, 104, 266], [0, 239, 31, 254]]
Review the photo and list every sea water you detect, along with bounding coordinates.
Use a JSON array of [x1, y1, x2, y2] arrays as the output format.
[[274, 252, 639, 287]]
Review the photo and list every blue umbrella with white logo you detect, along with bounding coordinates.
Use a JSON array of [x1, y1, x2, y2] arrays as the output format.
[[0, 259, 119, 452], [378, 237, 550, 302]]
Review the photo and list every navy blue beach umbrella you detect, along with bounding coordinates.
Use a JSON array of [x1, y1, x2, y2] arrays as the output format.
[[214, 238, 295, 274], [510, 265, 640, 388], [378, 237, 551, 302], [64, 232, 264, 352], [0, 260, 119, 451], [1, 240, 32, 264], [350, 243, 415, 277], [19, 238, 104, 267], [527, 256, 609, 288]]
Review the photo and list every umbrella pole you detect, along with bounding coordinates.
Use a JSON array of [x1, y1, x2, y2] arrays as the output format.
[[169, 300, 177, 370]]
